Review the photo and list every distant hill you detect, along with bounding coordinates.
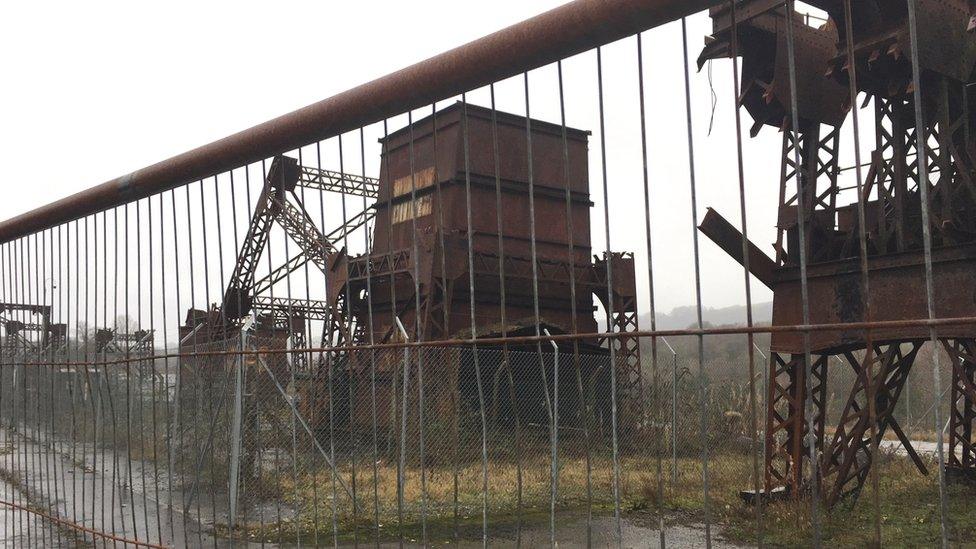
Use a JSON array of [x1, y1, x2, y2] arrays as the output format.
[[641, 301, 772, 330]]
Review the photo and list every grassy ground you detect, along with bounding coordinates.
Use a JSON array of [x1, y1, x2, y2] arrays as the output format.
[[223, 447, 976, 546], [654, 451, 976, 547]]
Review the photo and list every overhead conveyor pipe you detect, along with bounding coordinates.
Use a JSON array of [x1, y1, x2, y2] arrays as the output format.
[[0, 0, 717, 243]]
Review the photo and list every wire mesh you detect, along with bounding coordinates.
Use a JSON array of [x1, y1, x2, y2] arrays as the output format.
[[0, 1, 975, 547]]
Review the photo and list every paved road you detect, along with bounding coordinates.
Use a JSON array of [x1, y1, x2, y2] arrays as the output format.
[[0, 421, 757, 548], [879, 438, 945, 456], [0, 424, 223, 547], [0, 478, 35, 548]]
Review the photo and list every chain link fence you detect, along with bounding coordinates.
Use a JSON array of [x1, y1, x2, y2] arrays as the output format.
[[1, 1, 975, 547], [2, 334, 971, 546]]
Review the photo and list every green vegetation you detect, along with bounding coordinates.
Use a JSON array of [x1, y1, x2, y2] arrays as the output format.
[[642, 452, 976, 547], [222, 446, 976, 546]]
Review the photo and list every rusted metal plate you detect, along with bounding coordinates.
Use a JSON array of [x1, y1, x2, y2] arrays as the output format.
[[770, 243, 976, 353], [914, 0, 976, 81], [371, 103, 593, 262], [770, 15, 849, 127], [821, 0, 976, 96], [700, 0, 849, 129]]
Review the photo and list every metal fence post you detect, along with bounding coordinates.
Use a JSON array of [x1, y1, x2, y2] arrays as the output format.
[[394, 316, 410, 544], [228, 329, 248, 531], [661, 336, 678, 486], [2, 3, 975, 546], [544, 328, 559, 547], [753, 343, 768, 498]]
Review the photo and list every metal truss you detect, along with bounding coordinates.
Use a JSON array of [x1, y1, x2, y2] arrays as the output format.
[[775, 125, 841, 265], [252, 207, 375, 296], [764, 352, 827, 496], [765, 343, 926, 507], [219, 155, 369, 328], [945, 339, 976, 476], [864, 96, 919, 254], [821, 343, 921, 506], [252, 296, 331, 322], [0, 302, 64, 356], [298, 165, 379, 198], [1, 332, 38, 359], [94, 328, 155, 356]]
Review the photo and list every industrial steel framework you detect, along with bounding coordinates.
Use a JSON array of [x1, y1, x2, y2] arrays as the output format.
[[699, 0, 976, 506], [183, 102, 644, 433], [0, 303, 65, 357], [93, 328, 155, 356], [1, 1, 976, 546]]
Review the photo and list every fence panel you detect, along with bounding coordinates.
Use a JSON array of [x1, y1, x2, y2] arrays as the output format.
[[1, 0, 975, 547]]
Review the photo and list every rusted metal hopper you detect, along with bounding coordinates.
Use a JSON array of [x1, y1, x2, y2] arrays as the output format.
[[699, 0, 849, 135]]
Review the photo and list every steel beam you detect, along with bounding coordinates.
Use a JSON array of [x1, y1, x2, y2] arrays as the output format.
[[698, 207, 777, 288]]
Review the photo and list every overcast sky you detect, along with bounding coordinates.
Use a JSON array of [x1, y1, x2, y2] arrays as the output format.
[[1, 1, 849, 329]]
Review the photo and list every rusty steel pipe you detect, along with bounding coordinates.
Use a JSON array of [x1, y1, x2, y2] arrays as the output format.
[[0, 0, 717, 243]]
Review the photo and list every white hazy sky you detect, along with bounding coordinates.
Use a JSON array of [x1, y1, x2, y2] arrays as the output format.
[[1, 1, 850, 326]]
